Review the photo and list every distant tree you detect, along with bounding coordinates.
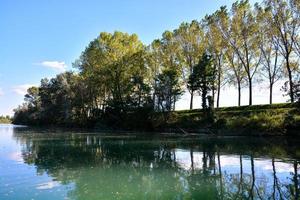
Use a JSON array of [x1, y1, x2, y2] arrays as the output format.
[[23, 86, 41, 123], [204, 11, 227, 108], [160, 31, 182, 111], [188, 53, 216, 110], [174, 21, 205, 109], [223, 1, 261, 105], [24, 87, 40, 109], [264, 0, 299, 102], [154, 68, 182, 112], [0, 115, 11, 124], [73, 38, 108, 117], [225, 46, 246, 106], [37, 72, 77, 124], [283, 75, 300, 102], [214, 6, 247, 107], [127, 74, 152, 109], [256, 4, 282, 104], [75, 32, 149, 114], [148, 39, 163, 110]]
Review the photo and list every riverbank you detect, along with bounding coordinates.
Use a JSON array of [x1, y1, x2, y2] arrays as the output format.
[[150, 103, 300, 136], [13, 103, 300, 136]]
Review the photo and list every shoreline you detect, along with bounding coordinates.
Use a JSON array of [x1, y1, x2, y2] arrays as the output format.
[[11, 103, 300, 137]]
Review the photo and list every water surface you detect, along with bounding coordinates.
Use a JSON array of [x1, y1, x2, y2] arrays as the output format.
[[0, 124, 299, 200]]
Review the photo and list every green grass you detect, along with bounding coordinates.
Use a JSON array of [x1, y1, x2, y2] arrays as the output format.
[[152, 103, 300, 135]]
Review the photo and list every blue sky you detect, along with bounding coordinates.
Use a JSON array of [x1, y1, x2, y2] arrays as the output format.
[[1, 0, 285, 116]]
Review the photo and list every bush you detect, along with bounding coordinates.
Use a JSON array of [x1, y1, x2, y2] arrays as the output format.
[[213, 118, 227, 129]]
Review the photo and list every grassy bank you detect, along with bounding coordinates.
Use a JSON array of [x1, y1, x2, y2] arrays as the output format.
[[0, 116, 12, 124], [151, 103, 300, 136], [13, 103, 300, 136]]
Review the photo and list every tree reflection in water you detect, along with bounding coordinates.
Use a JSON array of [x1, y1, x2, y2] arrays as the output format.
[[13, 129, 300, 200]]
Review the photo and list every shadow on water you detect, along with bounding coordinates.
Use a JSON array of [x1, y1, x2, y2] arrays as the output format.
[[11, 127, 300, 200]]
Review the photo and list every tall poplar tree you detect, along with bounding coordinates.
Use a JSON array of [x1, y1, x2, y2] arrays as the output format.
[[204, 12, 227, 108], [174, 21, 205, 109], [256, 4, 282, 104], [265, 0, 299, 102], [229, 0, 261, 105]]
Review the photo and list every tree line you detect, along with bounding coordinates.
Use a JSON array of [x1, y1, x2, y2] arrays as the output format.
[[13, 0, 300, 126], [0, 115, 11, 124]]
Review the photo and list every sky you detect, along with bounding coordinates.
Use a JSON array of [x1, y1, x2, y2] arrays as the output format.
[[0, 0, 287, 116]]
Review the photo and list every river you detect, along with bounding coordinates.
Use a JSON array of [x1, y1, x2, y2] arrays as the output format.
[[0, 124, 299, 199]]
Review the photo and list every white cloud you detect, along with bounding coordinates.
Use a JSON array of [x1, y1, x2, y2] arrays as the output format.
[[36, 181, 60, 190], [13, 84, 36, 95], [36, 61, 67, 72], [255, 160, 294, 173]]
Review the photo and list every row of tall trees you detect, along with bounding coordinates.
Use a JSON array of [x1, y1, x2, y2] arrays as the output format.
[[14, 0, 300, 126]]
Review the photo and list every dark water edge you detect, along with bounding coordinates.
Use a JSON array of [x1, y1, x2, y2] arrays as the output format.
[[11, 123, 300, 137]]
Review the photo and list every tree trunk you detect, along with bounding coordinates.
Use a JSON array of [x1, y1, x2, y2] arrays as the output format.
[[138, 86, 141, 107], [217, 65, 221, 108], [293, 161, 299, 200], [249, 78, 252, 106], [240, 155, 243, 184], [217, 84, 220, 108], [270, 83, 273, 104], [284, 55, 294, 102], [173, 95, 176, 111], [212, 87, 215, 107], [203, 151, 207, 172], [152, 92, 156, 110], [250, 156, 255, 200], [217, 151, 223, 199], [272, 158, 283, 199], [190, 148, 194, 173], [202, 88, 207, 110], [238, 81, 241, 107], [287, 61, 294, 103], [190, 91, 194, 110]]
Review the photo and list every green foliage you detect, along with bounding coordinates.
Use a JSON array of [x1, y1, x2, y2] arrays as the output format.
[[14, 32, 154, 128], [174, 20, 206, 109], [188, 53, 216, 110], [282, 79, 300, 102], [154, 68, 183, 112], [14, 72, 82, 126]]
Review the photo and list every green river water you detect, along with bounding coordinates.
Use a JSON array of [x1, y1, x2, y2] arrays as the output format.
[[0, 124, 299, 200]]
